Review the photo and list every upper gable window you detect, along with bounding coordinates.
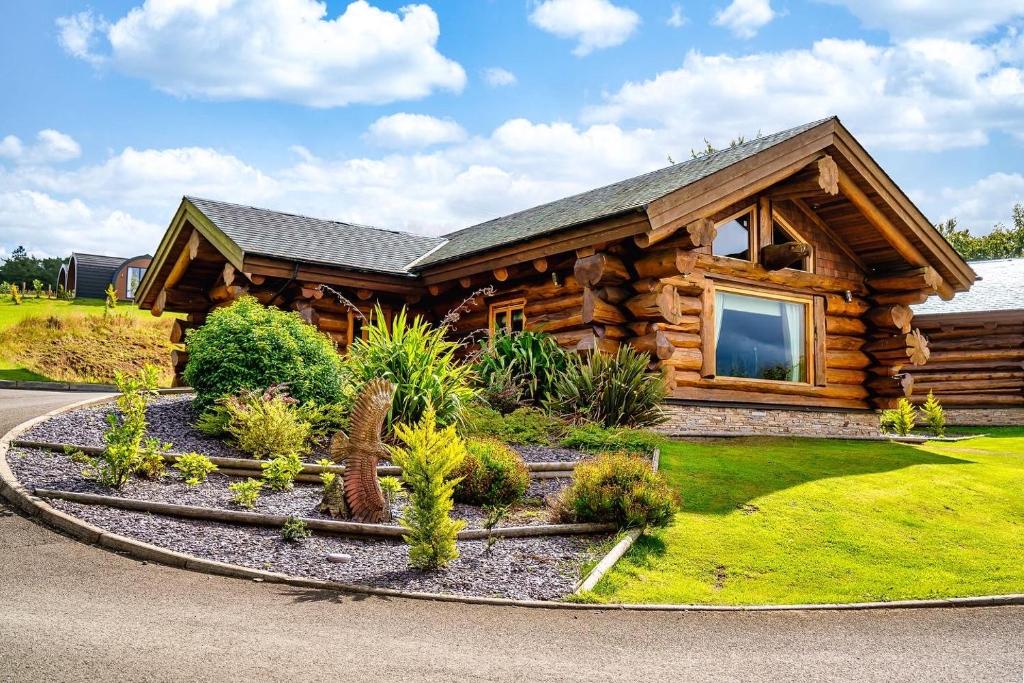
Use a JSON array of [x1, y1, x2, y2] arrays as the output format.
[[712, 207, 754, 261], [772, 214, 811, 272]]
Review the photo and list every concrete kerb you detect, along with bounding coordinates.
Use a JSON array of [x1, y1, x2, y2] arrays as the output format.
[[3, 394, 1023, 612]]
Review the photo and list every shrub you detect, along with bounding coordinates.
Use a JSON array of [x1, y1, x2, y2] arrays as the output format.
[[78, 365, 161, 488], [880, 398, 917, 436], [174, 453, 218, 485], [547, 347, 668, 428], [221, 386, 311, 460], [921, 391, 946, 437], [32, 279, 43, 298], [261, 452, 304, 491], [183, 296, 343, 411], [11, 284, 22, 305], [475, 331, 569, 408], [343, 307, 476, 433], [195, 405, 231, 437], [229, 478, 263, 508], [295, 400, 349, 442], [0, 282, 10, 295], [104, 283, 117, 311], [475, 364, 526, 414], [554, 451, 679, 529], [560, 423, 665, 456], [461, 404, 564, 445], [281, 516, 311, 543], [388, 407, 467, 570], [379, 475, 405, 506], [138, 438, 169, 480], [454, 438, 530, 507]]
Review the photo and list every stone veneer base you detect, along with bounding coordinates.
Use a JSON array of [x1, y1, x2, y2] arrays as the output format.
[[942, 407, 1024, 427], [658, 403, 881, 438]]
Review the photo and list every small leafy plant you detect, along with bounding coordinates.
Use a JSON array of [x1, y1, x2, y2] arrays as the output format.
[[221, 385, 312, 460], [880, 397, 917, 436], [379, 475, 405, 506], [195, 405, 231, 437], [454, 438, 529, 507], [11, 284, 22, 305], [261, 452, 304, 491], [32, 279, 43, 298], [137, 438, 170, 480], [388, 407, 467, 570], [920, 391, 946, 437], [229, 478, 263, 509], [104, 283, 117, 312], [173, 453, 218, 485], [281, 516, 311, 543], [482, 504, 510, 556], [553, 451, 679, 529]]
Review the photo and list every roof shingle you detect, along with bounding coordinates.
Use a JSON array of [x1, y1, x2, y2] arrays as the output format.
[[913, 258, 1024, 315]]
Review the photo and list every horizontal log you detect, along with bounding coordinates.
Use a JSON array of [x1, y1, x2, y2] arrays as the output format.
[[867, 267, 943, 293], [826, 315, 867, 336], [867, 373, 914, 398], [171, 350, 189, 369], [532, 309, 585, 333], [659, 273, 708, 296], [826, 335, 865, 351], [629, 331, 674, 360], [906, 370, 1024, 383], [826, 368, 867, 385], [661, 347, 703, 371], [912, 379, 1022, 393], [209, 284, 248, 303], [662, 330, 701, 348], [576, 333, 621, 355], [826, 350, 872, 370], [636, 217, 715, 250], [669, 386, 867, 410], [524, 293, 584, 317], [870, 290, 933, 306], [866, 305, 913, 334], [675, 376, 867, 401], [824, 293, 870, 317], [582, 288, 627, 325], [169, 318, 196, 344], [927, 334, 1024, 351], [574, 253, 629, 287], [628, 317, 701, 336], [634, 248, 698, 280], [697, 254, 865, 295], [760, 242, 811, 271], [550, 328, 594, 348]]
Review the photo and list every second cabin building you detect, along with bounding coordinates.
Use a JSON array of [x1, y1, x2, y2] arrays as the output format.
[[135, 118, 983, 436]]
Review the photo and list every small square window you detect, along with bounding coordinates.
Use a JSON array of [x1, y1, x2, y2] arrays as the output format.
[[713, 208, 753, 261], [772, 215, 811, 272], [490, 299, 526, 337]]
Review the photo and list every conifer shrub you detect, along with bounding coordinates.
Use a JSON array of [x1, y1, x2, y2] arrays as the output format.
[[880, 397, 917, 436], [388, 407, 467, 570], [342, 307, 476, 433], [229, 478, 263, 508], [104, 283, 117, 312], [174, 453, 218, 485], [11, 284, 22, 305], [921, 391, 946, 437], [454, 438, 530, 507], [183, 296, 343, 411], [553, 451, 679, 529], [547, 347, 667, 428]]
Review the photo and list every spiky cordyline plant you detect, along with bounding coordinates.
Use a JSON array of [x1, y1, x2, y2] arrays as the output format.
[[475, 330, 569, 407]]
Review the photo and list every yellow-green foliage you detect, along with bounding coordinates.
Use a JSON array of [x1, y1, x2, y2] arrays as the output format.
[[11, 284, 22, 305], [221, 388, 312, 460], [388, 407, 467, 570], [556, 451, 679, 529], [454, 438, 529, 506], [921, 391, 946, 437], [261, 452, 304, 491], [880, 397, 917, 436], [174, 453, 218, 485], [0, 310, 175, 384], [229, 478, 263, 508], [104, 284, 117, 312]]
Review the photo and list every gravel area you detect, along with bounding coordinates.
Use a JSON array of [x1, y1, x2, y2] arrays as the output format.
[[8, 446, 572, 529], [46, 500, 606, 600], [512, 444, 588, 464]]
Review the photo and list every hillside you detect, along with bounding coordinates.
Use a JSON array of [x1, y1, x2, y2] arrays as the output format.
[[0, 298, 177, 385]]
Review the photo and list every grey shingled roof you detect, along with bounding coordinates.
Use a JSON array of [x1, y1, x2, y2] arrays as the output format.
[[186, 196, 446, 276], [913, 258, 1024, 315], [414, 118, 833, 269]]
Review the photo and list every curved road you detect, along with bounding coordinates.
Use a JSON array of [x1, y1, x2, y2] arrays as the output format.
[[1, 389, 1021, 682]]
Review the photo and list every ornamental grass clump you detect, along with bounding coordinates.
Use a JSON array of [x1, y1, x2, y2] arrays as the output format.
[[77, 365, 162, 488], [343, 307, 476, 433], [454, 438, 530, 507], [547, 346, 667, 428], [388, 407, 467, 570], [221, 385, 312, 460], [560, 423, 666, 456], [554, 451, 679, 529], [461, 404, 565, 445], [920, 391, 946, 437], [183, 296, 343, 411], [173, 453, 218, 485], [880, 397, 917, 436], [475, 331, 569, 408]]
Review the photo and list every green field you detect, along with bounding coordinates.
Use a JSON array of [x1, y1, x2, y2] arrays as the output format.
[[0, 297, 176, 384], [590, 429, 1024, 605]]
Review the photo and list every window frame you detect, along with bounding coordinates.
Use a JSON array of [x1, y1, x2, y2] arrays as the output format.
[[489, 298, 527, 338], [770, 211, 814, 273], [346, 306, 392, 346], [126, 266, 145, 299], [711, 204, 757, 263], [711, 283, 815, 386]]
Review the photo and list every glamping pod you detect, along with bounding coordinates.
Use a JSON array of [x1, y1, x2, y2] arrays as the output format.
[[58, 252, 152, 300]]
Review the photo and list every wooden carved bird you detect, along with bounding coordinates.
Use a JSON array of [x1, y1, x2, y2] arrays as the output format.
[[328, 379, 396, 523]]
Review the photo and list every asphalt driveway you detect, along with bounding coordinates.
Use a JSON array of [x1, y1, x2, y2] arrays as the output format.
[[1, 388, 1021, 682]]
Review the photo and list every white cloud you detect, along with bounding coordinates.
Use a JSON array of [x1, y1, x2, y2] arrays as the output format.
[[365, 113, 467, 148], [529, 0, 641, 56], [0, 130, 81, 164], [713, 0, 776, 38], [667, 4, 688, 28], [585, 37, 1024, 152], [56, 0, 466, 108], [482, 67, 517, 87], [913, 172, 1024, 233], [819, 0, 1024, 39]]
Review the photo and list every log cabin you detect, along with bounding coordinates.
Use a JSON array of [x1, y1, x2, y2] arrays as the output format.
[[903, 258, 1023, 425], [135, 117, 978, 437]]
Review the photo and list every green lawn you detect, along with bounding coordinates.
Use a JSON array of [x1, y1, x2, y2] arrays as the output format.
[[590, 429, 1024, 605], [0, 297, 153, 327]]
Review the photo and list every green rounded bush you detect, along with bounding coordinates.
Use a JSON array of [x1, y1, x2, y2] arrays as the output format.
[[556, 451, 679, 529], [455, 438, 530, 507], [183, 297, 343, 411]]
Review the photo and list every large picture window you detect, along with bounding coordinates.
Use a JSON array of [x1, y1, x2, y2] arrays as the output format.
[[714, 289, 810, 383]]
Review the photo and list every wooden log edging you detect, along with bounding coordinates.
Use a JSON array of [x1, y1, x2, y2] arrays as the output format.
[[575, 528, 643, 594], [10, 440, 579, 478], [30, 488, 614, 540]]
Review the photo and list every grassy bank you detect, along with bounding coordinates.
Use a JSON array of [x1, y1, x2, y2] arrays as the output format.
[[590, 429, 1024, 605], [0, 298, 176, 384]]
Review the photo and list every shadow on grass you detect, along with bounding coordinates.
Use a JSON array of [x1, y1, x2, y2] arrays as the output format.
[[0, 367, 51, 382], [664, 438, 972, 515], [623, 534, 667, 569]]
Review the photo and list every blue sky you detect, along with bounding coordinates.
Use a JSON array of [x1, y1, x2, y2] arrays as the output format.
[[1, 0, 1022, 258]]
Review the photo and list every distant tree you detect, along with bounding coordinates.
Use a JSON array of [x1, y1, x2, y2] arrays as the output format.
[[936, 204, 1024, 261], [0, 246, 63, 290]]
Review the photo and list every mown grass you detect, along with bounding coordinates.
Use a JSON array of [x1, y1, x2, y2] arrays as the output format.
[[0, 298, 176, 384], [590, 429, 1024, 605]]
